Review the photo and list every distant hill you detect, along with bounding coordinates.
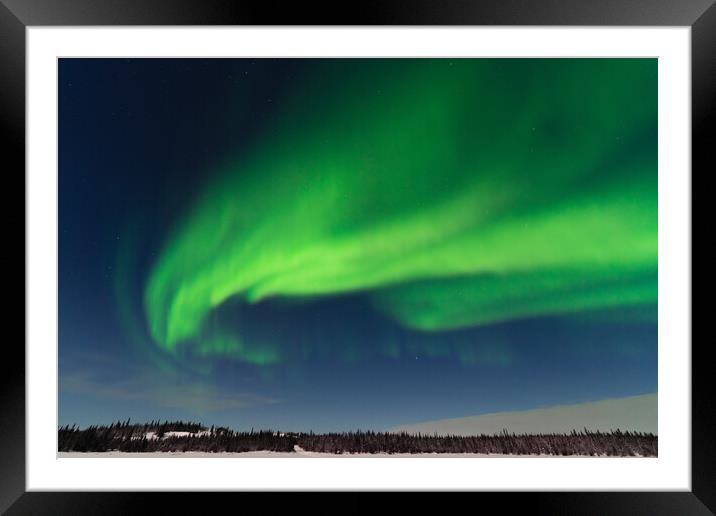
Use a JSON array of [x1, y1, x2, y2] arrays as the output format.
[[388, 393, 657, 436]]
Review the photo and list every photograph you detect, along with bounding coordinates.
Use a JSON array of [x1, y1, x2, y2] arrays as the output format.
[[57, 57, 659, 458], [5, 0, 709, 508]]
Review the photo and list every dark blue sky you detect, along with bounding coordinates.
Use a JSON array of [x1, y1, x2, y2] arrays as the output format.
[[58, 59, 657, 432]]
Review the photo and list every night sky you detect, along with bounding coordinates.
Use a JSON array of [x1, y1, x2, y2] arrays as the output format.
[[59, 58, 657, 432]]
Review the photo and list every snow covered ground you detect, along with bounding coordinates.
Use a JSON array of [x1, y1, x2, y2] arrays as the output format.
[[138, 430, 214, 440], [58, 450, 631, 458], [58, 444, 651, 458]]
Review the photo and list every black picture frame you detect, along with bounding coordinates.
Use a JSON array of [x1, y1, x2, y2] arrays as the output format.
[[3, 0, 711, 513]]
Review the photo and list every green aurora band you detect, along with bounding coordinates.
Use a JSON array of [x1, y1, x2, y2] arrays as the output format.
[[144, 59, 657, 361]]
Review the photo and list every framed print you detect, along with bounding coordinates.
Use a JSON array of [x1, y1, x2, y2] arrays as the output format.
[[4, 0, 712, 513]]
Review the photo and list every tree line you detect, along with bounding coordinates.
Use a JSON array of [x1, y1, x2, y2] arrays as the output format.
[[58, 420, 294, 453], [58, 421, 657, 456], [297, 428, 656, 456]]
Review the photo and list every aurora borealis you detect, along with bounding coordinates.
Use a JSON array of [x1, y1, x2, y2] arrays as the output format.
[[59, 58, 657, 431], [144, 59, 656, 360]]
